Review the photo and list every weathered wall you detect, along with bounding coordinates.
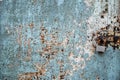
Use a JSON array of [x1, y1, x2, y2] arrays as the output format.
[[0, 0, 120, 80]]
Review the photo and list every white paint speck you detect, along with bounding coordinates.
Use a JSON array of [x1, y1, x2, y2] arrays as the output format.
[[57, 0, 64, 6]]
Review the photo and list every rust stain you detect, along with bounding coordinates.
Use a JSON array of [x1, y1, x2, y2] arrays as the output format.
[[18, 71, 43, 80], [40, 33, 45, 44], [18, 63, 47, 80], [17, 26, 72, 79], [29, 23, 34, 29]]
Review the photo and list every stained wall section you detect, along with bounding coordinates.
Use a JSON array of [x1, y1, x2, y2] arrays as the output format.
[[0, 0, 120, 80]]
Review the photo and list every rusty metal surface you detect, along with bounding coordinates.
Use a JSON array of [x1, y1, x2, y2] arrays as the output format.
[[0, 0, 120, 80]]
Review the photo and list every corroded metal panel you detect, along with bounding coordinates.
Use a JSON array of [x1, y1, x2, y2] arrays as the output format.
[[0, 0, 120, 80]]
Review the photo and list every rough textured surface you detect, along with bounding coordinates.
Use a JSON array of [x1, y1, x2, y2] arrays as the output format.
[[0, 0, 120, 80]]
